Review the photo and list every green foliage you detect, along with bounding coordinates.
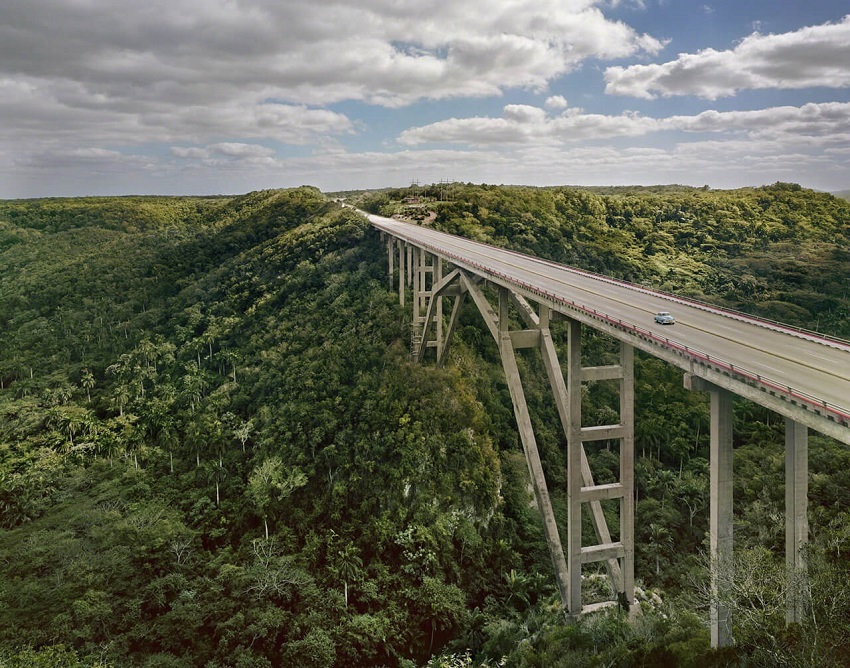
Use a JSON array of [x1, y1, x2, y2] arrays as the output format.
[[0, 188, 506, 666], [0, 644, 111, 667], [2, 183, 850, 666]]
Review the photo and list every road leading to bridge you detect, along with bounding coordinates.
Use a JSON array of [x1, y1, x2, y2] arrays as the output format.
[[366, 212, 850, 434]]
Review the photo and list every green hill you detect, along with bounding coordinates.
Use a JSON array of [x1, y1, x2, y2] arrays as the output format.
[[1, 185, 849, 667]]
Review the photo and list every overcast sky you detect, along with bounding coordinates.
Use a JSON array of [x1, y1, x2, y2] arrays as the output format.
[[2, 0, 849, 198]]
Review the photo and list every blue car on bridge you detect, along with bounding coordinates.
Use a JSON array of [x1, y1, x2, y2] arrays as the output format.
[[654, 311, 675, 325]]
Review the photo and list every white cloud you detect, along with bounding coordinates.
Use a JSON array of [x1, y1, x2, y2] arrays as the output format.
[[398, 100, 850, 149], [208, 143, 276, 159], [545, 95, 570, 109], [668, 102, 850, 140], [503, 105, 549, 124], [399, 104, 660, 146], [7, 130, 850, 198], [13, 146, 155, 173], [0, 74, 354, 148], [2, 1, 847, 197], [0, 0, 663, 115], [291, 136, 849, 192], [0, 0, 667, 196], [171, 143, 276, 161], [171, 147, 209, 160], [604, 15, 850, 99]]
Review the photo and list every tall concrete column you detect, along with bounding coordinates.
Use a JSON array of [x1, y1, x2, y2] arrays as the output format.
[[417, 250, 427, 323], [785, 417, 809, 625], [398, 240, 405, 306], [412, 247, 420, 320], [619, 342, 635, 606], [434, 256, 443, 360], [412, 248, 424, 339], [709, 387, 734, 648], [566, 317, 583, 615], [387, 238, 394, 290]]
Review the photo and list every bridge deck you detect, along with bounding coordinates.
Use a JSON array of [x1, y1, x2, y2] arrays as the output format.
[[368, 213, 850, 442]]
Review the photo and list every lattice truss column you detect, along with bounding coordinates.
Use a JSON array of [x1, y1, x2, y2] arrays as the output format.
[[396, 250, 636, 614]]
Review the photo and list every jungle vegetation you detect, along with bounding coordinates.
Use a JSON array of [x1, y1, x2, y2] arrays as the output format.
[[1, 183, 849, 667]]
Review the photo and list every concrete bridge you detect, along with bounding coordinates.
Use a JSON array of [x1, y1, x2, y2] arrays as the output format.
[[364, 210, 850, 647]]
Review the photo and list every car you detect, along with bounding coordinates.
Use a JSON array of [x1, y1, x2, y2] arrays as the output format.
[[654, 311, 675, 325]]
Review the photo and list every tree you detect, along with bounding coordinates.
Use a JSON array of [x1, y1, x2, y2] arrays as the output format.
[[246, 537, 312, 600], [647, 523, 672, 576], [503, 569, 530, 610], [677, 470, 707, 527], [233, 417, 254, 453], [247, 457, 307, 539], [80, 368, 95, 403], [649, 469, 677, 509], [205, 459, 227, 506], [141, 387, 178, 472], [331, 541, 363, 609], [45, 404, 93, 454], [695, 546, 787, 654]]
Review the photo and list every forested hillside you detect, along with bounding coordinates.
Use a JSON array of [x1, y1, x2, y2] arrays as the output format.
[[1, 185, 849, 667]]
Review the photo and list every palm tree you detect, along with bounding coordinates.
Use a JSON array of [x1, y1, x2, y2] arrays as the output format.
[[504, 569, 530, 610], [206, 460, 227, 506], [650, 469, 677, 509], [80, 369, 95, 403], [647, 523, 673, 576], [678, 471, 707, 527], [333, 542, 363, 608]]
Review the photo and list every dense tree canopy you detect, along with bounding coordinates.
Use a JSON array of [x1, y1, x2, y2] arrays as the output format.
[[1, 184, 849, 666]]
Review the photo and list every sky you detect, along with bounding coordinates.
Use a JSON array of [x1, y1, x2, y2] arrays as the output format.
[[2, 0, 849, 198]]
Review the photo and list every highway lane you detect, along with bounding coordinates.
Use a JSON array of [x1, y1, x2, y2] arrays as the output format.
[[367, 213, 850, 420]]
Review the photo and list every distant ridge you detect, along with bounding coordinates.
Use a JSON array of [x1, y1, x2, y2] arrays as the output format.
[[833, 189, 850, 201]]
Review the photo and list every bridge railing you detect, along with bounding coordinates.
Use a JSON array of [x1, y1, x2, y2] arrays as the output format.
[[375, 221, 850, 428], [513, 275, 850, 429], [498, 246, 850, 352]]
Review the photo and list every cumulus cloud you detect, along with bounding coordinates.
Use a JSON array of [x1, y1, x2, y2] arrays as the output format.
[[171, 143, 276, 161], [0, 0, 668, 195], [398, 100, 850, 148], [13, 146, 155, 174], [0, 0, 662, 117], [3, 0, 847, 197], [545, 95, 570, 110], [605, 15, 850, 98], [668, 102, 850, 140], [0, 73, 354, 148], [399, 104, 662, 146]]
